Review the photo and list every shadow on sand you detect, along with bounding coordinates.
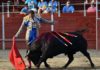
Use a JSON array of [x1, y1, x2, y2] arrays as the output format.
[[26, 66, 100, 70]]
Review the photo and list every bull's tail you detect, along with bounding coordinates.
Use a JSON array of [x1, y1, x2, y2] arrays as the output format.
[[75, 28, 88, 35]]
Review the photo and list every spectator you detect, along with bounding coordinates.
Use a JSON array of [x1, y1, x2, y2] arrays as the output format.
[[20, 5, 29, 15], [38, 0, 48, 14], [28, 0, 37, 10], [91, 0, 95, 3], [25, 0, 37, 5], [87, 2, 96, 13], [47, 0, 58, 13], [62, 0, 75, 13], [84, 0, 95, 3], [25, 0, 37, 11]]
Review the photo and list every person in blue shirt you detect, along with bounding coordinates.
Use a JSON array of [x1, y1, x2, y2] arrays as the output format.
[[62, 1, 75, 13], [38, 0, 48, 14], [25, 0, 37, 5], [20, 5, 29, 15], [47, 0, 58, 13], [25, 0, 37, 10]]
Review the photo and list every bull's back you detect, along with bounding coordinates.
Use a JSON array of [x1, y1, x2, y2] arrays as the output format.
[[43, 32, 88, 57]]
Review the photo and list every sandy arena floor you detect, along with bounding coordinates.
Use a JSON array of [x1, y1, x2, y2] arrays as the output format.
[[0, 49, 100, 70]]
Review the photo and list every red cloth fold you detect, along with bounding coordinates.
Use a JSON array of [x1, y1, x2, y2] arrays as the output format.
[[9, 37, 26, 70]]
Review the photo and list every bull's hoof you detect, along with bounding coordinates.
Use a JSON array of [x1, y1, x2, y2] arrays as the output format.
[[36, 64, 40, 68], [46, 65, 51, 69], [28, 66, 31, 69], [91, 63, 95, 68], [45, 64, 51, 68], [62, 65, 68, 69]]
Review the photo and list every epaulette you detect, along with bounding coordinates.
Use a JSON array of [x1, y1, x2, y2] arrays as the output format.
[[23, 15, 30, 21]]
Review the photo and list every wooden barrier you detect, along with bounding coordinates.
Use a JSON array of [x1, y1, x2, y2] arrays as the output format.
[[0, 12, 99, 49]]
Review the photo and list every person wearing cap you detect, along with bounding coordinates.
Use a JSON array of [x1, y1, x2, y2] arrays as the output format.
[[14, 8, 53, 68], [15, 8, 53, 50]]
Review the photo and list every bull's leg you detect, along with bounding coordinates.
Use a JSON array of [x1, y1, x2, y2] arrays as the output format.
[[36, 49, 47, 68], [63, 54, 74, 68], [44, 59, 51, 68], [36, 54, 47, 68], [81, 50, 95, 68], [36, 58, 51, 68], [36, 42, 49, 68]]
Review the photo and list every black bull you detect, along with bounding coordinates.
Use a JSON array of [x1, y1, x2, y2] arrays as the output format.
[[28, 30, 95, 68]]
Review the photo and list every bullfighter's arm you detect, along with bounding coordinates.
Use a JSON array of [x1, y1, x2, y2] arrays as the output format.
[[14, 19, 25, 38], [39, 17, 54, 24], [34, 13, 54, 24]]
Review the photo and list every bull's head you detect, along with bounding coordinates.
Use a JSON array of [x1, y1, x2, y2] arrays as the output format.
[[28, 33, 46, 66], [28, 50, 41, 66]]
